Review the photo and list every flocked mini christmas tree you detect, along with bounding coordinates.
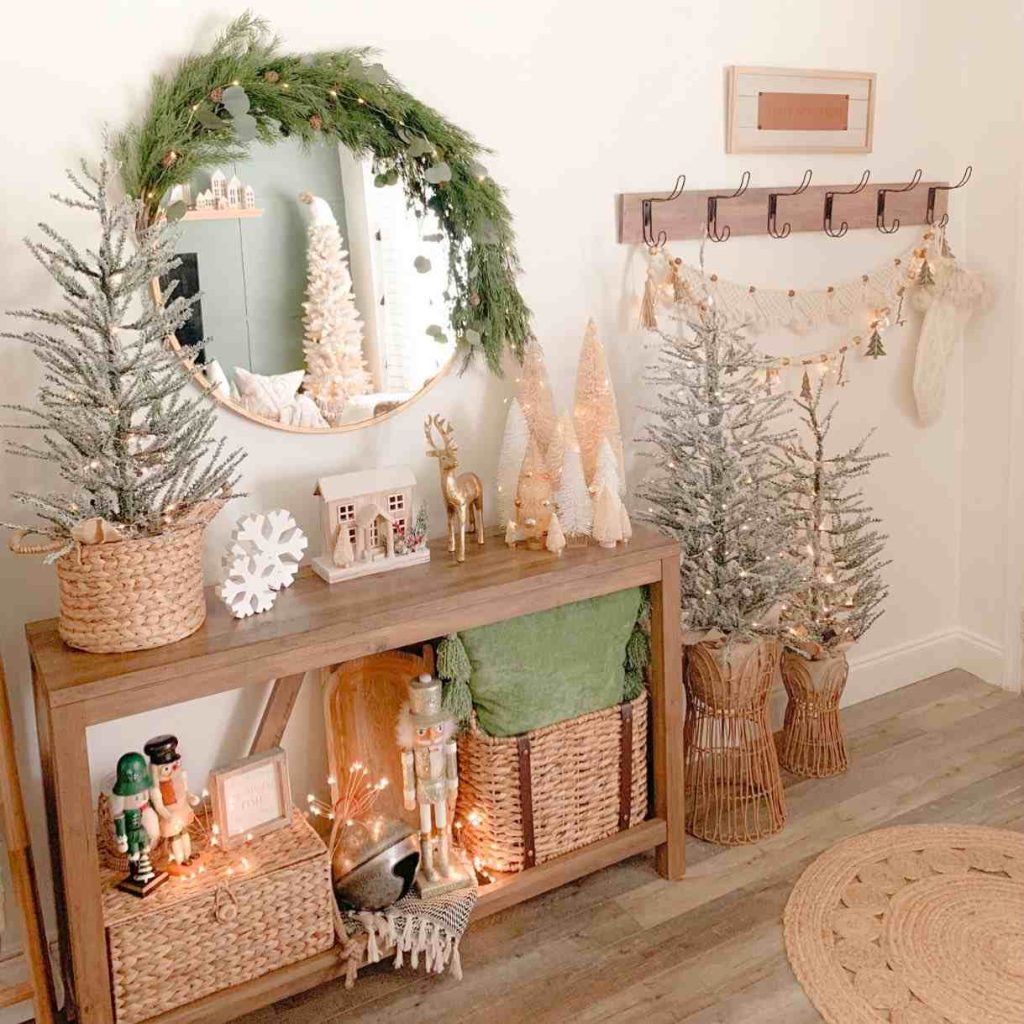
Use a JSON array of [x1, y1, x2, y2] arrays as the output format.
[[638, 304, 799, 635], [574, 319, 624, 493], [300, 192, 371, 423], [1, 159, 244, 558], [777, 373, 890, 653]]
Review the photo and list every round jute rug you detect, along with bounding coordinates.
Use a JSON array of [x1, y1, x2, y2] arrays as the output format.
[[784, 824, 1024, 1024]]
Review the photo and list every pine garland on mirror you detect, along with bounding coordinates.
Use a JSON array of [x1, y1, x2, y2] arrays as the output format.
[[115, 13, 531, 372]]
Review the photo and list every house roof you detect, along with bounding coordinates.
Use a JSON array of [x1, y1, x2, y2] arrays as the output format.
[[314, 466, 416, 502]]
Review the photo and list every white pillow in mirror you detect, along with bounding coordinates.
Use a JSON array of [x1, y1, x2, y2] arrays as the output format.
[[234, 367, 305, 420], [279, 393, 329, 428], [203, 358, 231, 398]]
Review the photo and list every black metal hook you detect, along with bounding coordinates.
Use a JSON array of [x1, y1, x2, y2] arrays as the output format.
[[876, 169, 922, 234], [640, 174, 686, 249], [767, 169, 813, 239], [706, 171, 751, 243], [926, 166, 972, 228], [823, 171, 870, 238]]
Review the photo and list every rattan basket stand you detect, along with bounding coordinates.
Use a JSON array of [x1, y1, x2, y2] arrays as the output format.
[[683, 636, 786, 845], [777, 649, 850, 777]]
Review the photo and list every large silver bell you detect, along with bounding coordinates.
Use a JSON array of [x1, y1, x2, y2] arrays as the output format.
[[332, 815, 420, 912]]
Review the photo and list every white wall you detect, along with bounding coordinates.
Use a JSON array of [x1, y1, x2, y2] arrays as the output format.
[[0, 0, 1021, 1005]]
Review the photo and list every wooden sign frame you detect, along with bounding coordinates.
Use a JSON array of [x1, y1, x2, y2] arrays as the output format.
[[727, 66, 876, 154], [210, 746, 292, 848]]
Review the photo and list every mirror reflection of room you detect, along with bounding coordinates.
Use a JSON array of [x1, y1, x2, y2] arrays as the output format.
[[162, 137, 454, 429]]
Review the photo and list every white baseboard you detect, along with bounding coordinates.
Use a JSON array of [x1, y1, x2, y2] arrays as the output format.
[[845, 627, 1008, 705], [768, 627, 1010, 727]]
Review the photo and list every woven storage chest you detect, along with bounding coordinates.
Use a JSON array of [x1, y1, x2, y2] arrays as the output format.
[[457, 691, 648, 873], [102, 811, 333, 1024]]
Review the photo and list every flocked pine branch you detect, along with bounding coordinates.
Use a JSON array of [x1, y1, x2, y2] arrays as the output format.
[[638, 295, 800, 637], [2, 157, 244, 555], [775, 373, 890, 653]]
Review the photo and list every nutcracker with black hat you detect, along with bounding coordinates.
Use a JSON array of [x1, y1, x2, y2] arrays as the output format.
[[397, 674, 473, 897], [144, 734, 202, 874], [111, 752, 167, 897]]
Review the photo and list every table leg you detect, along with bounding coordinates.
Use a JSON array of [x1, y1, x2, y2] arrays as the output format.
[[650, 554, 685, 879], [249, 673, 306, 755], [47, 702, 114, 1024]]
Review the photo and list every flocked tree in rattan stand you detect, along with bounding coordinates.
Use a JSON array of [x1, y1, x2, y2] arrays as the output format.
[[775, 373, 889, 777], [639, 295, 799, 845]]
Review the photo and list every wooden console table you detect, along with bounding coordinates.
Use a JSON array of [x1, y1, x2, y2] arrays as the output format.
[[27, 526, 683, 1024]]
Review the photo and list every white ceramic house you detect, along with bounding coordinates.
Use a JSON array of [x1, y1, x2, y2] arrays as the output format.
[[312, 466, 430, 584], [226, 174, 243, 208], [243, 184, 257, 209]]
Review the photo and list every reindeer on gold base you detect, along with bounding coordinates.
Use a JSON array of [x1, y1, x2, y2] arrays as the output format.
[[424, 415, 484, 563]]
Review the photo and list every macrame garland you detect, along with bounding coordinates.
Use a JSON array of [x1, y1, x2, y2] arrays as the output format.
[[645, 233, 930, 336], [641, 228, 986, 406]]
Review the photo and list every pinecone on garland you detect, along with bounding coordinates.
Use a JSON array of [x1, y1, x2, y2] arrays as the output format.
[[161, 150, 178, 169], [264, 69, 281, 83], [309, 114, 323, 131], [209, 86, 224, 103]]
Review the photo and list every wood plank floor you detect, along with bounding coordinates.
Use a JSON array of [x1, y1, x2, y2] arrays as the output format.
[[237, 669, 1024, 1024]]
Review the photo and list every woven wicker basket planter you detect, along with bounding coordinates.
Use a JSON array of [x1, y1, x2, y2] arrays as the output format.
[[683, 637, 786, 846], [456, 691, 648, 874], [102, 811, 333, 1024], [52, 525, 208, 654], [777, 649, 850, 778]]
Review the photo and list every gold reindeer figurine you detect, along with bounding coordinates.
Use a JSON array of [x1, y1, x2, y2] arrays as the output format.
[[424, 414, 484, 563]]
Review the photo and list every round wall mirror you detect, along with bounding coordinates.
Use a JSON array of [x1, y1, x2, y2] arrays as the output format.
[[120, 15, 530, 433], [159, 138, 455, 430]]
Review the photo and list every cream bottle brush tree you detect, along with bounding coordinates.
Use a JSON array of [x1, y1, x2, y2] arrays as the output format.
[[574, 319, 624, 494], [778, 373, 890, 654], [1, 159, 244, 558], [299, 192, 371, 424], [638, 304, 799, 636]]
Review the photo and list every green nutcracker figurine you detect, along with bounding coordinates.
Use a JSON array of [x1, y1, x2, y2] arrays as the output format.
[[111, 752, 167, 897]]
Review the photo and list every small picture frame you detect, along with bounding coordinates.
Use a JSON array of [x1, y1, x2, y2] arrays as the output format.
[[209, 747, 292, 848]]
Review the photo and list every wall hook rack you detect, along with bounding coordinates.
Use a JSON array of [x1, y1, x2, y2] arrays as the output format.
[[876, 169, 922, 234], [618, 169, 966, 244], [641, 174, 686, 249], [768, 169, 813, 239], [926, 166, 972, 229], [823, 171, 871, 239], [706, 171, 751, 243]]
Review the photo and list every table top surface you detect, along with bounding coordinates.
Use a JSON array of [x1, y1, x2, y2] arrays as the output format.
[[27, 525, 677, 711]]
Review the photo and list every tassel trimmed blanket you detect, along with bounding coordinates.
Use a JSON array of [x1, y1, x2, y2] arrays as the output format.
[[337, 886, 478, 988]]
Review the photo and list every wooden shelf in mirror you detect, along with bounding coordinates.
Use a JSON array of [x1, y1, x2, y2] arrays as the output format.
[[180, 208, 264, 221]]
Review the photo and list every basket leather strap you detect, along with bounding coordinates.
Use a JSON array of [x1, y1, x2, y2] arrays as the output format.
[[516, 735, 536, 869], [618, 701, 634, 831]]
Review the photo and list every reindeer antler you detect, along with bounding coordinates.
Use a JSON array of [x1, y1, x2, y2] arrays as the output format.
[[424, 414, 458, 456]]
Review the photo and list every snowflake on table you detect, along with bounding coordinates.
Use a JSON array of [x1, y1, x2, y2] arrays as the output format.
[[217, 509, 308, 619]]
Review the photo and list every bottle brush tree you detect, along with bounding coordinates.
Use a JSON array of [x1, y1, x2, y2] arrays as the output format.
[[1, 159, 244, 560], [638, 304, 799, 636], [777, 373, 890, 654]]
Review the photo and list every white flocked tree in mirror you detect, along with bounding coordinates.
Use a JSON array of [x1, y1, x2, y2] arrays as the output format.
[[299, 192, 371, 424]]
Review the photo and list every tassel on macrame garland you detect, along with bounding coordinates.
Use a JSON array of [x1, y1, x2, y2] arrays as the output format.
[[337, 886, 478, 988]]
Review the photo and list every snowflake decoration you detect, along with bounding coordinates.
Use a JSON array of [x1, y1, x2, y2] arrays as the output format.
[[217, 509, 308, 619]]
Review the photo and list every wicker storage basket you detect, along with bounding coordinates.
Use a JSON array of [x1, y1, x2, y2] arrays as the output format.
[[457, 691, 648, 873], [102, 811, 333, 1024]]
